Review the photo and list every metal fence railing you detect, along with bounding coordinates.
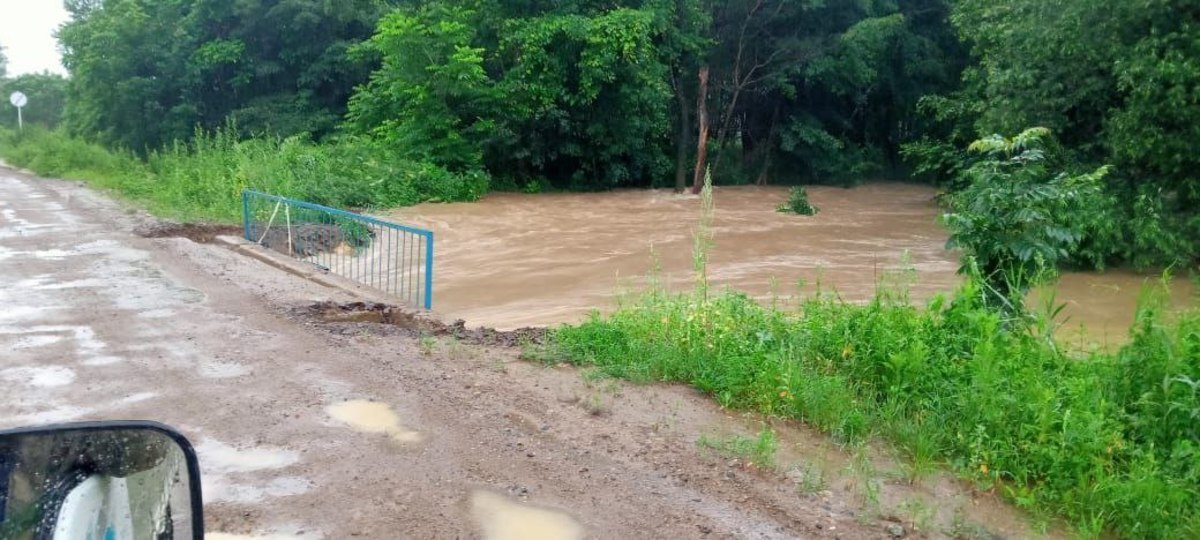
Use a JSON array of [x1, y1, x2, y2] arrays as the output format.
[[242, 190, 434, 309]]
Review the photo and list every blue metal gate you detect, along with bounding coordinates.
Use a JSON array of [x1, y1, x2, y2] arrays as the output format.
[[242, 190, 434, 309]]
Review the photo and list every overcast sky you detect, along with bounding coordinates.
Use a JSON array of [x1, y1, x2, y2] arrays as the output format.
[[1, 1, 70, 76]]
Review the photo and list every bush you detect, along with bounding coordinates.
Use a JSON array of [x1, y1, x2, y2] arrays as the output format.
[[0, 126, 488, 222], [942, 128, 1113, 308], [777, 186, 819, 216]]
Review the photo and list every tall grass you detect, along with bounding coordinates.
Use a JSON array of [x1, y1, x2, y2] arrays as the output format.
[[0, 126, 487, 221], [548, 176, 1199, 538]]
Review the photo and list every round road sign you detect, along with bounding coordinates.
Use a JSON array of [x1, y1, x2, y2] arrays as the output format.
[[10, 91, 28, 108]]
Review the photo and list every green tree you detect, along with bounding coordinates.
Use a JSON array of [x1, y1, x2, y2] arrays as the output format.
[[943, 128, 1112, 310], [695, 0, 964, 187], [940, 0, 1200, 266], [0, 73, 69, 129], [348, 0, 673, 189], [58, 0, 397, 150], [346, 2, 495, 172]]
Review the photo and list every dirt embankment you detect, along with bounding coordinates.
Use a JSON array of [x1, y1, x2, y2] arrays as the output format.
[[299, 301, 550, 347]]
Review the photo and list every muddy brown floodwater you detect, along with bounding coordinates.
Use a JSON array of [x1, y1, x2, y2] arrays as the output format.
[[387, 183, 1195, 337]]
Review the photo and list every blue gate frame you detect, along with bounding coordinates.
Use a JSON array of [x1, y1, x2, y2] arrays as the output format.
[[241, 190, 434, 309]]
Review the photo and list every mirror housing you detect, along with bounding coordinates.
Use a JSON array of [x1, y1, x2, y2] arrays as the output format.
[[0, 421, 203, 539]]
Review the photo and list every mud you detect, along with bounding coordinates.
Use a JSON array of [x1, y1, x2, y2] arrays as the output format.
[[299, 301, 549, 347], [135, 221, 241, 243]]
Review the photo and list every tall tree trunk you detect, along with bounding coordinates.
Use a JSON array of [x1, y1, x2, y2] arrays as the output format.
[[756, 103, 781, 185], [691, 66, 710, 194], [674, 73, 691, 193], [742, 115, 756, 170], [755, 151, 772, 186], [709, 86, 743, 176]]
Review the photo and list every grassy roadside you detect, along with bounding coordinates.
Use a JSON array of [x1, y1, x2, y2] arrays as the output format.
[[538, 182, 1200, 538], [0, 126, 487, 222]]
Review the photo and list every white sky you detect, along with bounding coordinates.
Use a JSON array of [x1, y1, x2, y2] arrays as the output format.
[[0, 1, 70, 76]]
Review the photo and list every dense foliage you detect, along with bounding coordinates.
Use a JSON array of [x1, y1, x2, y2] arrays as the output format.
[[909, 0, 1200, 266], [942, 128, 1114, 307], [57, 0, 397, 150], [0, 72, 69, 129], [345, 0, 965, 190], [0, 126, 484, 221]]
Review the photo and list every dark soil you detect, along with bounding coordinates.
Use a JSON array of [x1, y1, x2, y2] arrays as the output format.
[[135, 222, 242, 243], [297, 301, 549, 347]]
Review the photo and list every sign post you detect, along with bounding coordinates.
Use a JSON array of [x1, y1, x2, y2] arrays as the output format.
[[9, 91, 28, 131]]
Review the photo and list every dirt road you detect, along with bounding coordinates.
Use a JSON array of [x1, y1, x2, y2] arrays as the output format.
[[0, 166, 1042, 539]]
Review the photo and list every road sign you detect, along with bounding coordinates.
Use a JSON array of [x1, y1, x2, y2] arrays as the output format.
[[9, 91, 27, 130]]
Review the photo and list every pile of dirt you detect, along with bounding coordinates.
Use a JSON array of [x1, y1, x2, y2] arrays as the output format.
[[298, 301, 549, 347], [258, 223, 372, 257], [136, 222, 242, 243]]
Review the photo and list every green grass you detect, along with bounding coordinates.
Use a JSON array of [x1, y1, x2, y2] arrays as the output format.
[[0, 126, 487, 222], [697, 428, 779, 469], [541, 174, 1200, 539], [548, 278, 1200, 537]]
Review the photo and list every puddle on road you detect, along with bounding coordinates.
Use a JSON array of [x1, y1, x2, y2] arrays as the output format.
[[83, 355, 125, 366], [327, 400, 422, 443], [470, 491, 584, 540], [217, 476, 312, 504], [199, 360, 250, 378], [195, 439, 300, 473], [117, 391, 158, 405], [195, 439, 308, 504], [206, 532, 307, 540], [11, 334, 64, 349], [0, 365, 76, 387]]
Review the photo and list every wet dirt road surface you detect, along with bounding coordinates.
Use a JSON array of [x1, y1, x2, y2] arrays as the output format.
[[1, 166, 1063, 539], [389, 185, 1193, 338]]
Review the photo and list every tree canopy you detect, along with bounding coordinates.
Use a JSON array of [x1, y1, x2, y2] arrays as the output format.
[[58, 0, 399, 150], [28, 0, 1200, 265]]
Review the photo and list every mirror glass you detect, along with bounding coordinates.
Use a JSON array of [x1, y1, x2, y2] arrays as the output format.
[[0, 424, 200, 539]]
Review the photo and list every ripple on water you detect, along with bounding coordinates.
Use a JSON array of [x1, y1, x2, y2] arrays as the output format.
[[326, 400, 422, 443]]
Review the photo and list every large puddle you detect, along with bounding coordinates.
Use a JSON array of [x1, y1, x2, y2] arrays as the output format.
[[386, 184, 1194, 338], [469, 490, 584, 540], [327, 400, 423, 443]]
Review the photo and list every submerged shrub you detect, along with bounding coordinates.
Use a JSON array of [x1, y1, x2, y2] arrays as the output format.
[[777, 186, 818, 215]]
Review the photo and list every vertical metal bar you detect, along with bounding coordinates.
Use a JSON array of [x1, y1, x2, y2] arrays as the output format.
[[372, 225, 379, 290], [401, 231, 408, 301], [242, 191, 251, 241], [388, 227, 395, 295], [424, 231, 434, 309], [409, 232, 416, 305]]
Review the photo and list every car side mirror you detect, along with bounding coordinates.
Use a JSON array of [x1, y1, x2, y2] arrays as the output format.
[[0, 421, 203, 539]]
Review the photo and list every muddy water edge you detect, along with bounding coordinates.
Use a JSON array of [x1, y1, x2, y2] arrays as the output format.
[[384, 183, 1195, 338]]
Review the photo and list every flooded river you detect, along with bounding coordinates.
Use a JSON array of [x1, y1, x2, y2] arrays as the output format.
[[385, 184, 1194, 341]]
